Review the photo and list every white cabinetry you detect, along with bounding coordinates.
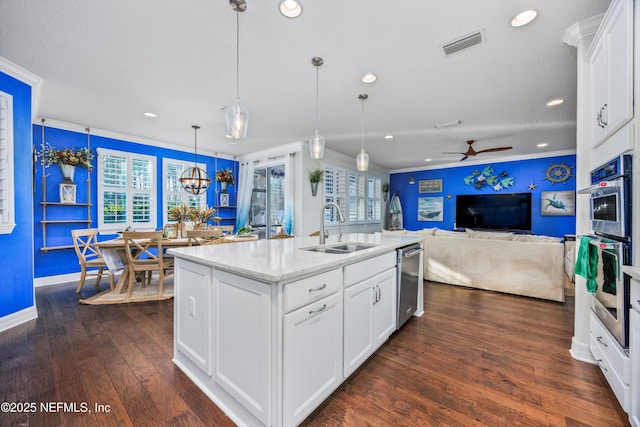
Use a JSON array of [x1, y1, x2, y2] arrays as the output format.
[[630, 278, 640, 427], [343, 252, 397, 378], [282, 269, 343, 427], [587, 0, 633, 148], [589, 311, 630, 411], [283, 292, 343, 427]]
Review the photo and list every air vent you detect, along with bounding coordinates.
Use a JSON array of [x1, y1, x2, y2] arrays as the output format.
[[442, 30, 486, 55]]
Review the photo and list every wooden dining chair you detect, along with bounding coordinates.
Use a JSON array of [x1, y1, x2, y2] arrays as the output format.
[[269, 233, 294, 239], [122, 231, 174, 297], [72, 228, 113, 293], [187, 229, 224, 246]]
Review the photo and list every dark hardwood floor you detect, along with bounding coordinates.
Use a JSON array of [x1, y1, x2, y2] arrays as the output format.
[[0, 281, 630, 427]]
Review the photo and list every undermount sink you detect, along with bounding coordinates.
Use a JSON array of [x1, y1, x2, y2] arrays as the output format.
[[300, 242, 378, 254]]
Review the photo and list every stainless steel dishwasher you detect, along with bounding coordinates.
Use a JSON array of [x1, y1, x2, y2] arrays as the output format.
[[396, 243, 423, 329]]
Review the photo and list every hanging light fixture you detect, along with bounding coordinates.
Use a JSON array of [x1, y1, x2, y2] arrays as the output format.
[[180, 125, 211, 195], [309, 57, 325, 159], [278, 0, 302, 18], [356, 94, 369, 172], [226, 0, 249, 139]]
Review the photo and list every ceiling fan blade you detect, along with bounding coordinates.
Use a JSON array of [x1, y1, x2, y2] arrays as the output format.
[[460, 155, 468, 161], [475, 146, 512, 154], [442, 151, 465, 155]]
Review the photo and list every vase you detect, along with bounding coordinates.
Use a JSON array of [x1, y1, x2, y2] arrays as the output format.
[[59, 164, 76, 184], [310, 181, 318, 197], [220, 181, 228, 193]]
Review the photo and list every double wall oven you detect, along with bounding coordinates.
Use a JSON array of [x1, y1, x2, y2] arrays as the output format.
[[581, 154, 632, 347]]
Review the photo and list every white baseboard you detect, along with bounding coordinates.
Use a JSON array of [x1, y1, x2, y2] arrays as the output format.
[[0, 305, 38, 333], [34, 272, 81, 287], [570, 336, 595, 363]]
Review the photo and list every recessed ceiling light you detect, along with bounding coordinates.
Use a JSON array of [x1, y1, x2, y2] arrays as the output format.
[[279, 0, 302, 18], [362, 73, 377, 84], [384, 135, 394, 140], [143, 112, 157, 118], [546, 99, 564, 106], [511, 10, 537, 27], [537, 143, 548, 148], [424, 158, 432, 162]]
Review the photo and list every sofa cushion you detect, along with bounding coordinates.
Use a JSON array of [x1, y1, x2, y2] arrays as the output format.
[[433, 228, 466, 238], [465, 228, 514, 240], [511, 234, 562, 243]]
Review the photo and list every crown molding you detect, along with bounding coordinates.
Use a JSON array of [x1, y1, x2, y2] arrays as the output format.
[[0, 56, 43, 120]]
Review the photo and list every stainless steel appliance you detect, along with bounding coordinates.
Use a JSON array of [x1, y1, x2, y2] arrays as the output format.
[[579, 153, 633, 347], [589, 236, 631, 347], [584, 154, 632, 241], [396, 243, 423, 329]]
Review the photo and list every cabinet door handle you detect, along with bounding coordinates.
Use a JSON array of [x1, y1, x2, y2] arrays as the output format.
[[309, 304, 327, 315], [597, 109, 603, 127], [376, 285, 381, 303], [601, 103, 608, 126], [308, 284, 327, 292], [596, 336, 608, 348]]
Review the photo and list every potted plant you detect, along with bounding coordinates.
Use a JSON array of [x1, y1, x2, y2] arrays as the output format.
[[382, 182, 390, 201], [308, 169, 323, 197], [215, 168, 235, 193], [39, 142, 94, 183]]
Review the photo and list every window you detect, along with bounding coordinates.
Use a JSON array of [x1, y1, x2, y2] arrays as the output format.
[[0, 91, 15, 234], [324, 164, 382, 227], [97, 148, 156, 232], [162, 158, 207, 223]]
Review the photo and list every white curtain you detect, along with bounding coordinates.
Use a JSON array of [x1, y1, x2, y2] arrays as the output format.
[[283, 154, 295, 235], [235, 161, 254, 232]]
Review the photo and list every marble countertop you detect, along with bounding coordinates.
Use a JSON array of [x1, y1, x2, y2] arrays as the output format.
[[622, 266, 640, 282], [168, 232, 422, 284]]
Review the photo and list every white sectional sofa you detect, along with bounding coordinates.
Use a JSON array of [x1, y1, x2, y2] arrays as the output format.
[[384, 228, 566, 302]]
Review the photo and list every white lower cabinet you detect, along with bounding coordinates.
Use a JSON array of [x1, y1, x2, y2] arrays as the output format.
[[630, 307, 639, 427], [283, 292, 343, 427], [344, 268, 396, 377]]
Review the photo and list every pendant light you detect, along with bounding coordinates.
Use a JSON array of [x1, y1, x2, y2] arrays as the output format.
[[180, 125, 211, 195], [309, 57, 325, 159], [356, 94, 369, 172], [226, 0, 249, 139]]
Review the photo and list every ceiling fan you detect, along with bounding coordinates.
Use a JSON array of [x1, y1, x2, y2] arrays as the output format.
[[443, 140, 513, 161]]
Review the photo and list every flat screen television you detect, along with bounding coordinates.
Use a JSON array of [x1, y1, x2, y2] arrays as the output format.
[[455, 193, 532, 231]]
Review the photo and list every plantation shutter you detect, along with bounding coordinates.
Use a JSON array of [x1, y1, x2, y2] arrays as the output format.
[[0, 92, 14, 234]]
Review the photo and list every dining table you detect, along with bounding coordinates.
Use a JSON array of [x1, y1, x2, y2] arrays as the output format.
[[95, 235, 259, 295], [95, 237, 192, 295]]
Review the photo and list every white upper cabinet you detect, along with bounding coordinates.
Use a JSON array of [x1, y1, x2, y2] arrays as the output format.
[[588, 0, 634, 148]]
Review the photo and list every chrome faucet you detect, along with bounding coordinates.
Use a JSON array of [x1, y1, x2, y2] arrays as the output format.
[[319, 202, 345, 245]]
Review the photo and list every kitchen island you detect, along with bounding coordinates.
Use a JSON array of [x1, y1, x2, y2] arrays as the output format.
[[168, 233, 423, 427]]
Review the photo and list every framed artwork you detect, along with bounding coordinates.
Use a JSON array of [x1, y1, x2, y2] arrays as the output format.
[[220, 193, 230, 207], [541, 191, 575, 216], [418, 197, 443, 221], [418, 179, 442, 193]]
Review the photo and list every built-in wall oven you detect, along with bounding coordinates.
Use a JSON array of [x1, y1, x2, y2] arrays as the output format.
[[580, 153, 632, 347]]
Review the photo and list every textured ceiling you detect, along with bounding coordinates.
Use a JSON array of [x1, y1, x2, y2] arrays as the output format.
[[0, 0, 610, 170]]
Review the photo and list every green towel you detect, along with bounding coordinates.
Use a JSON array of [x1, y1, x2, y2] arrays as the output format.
[[574, 236, 598, 293]]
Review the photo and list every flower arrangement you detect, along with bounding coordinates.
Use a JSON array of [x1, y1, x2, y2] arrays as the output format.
[[215, 168, 235, 185], [39, 143, 94, 170]]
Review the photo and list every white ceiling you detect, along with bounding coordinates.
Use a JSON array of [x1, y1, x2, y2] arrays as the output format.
[[0, 0, 610, 170]]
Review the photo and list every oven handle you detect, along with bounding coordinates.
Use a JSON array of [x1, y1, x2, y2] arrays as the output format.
[[588, 239, 623, 251], [578, 177, 624, 194]]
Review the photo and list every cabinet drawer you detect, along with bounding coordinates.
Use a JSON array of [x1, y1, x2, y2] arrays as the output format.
[[589, 312, 630, 382], [630, 277, 640, 312], [590, 331, 630, 412], [344, 252, 396, 288], [284, 269, 343, 313]]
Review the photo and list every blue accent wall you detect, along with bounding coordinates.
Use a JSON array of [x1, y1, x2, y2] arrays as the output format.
[[390, 155, 576, 238], [0, 71, 35, 317], [33, 125, 238, 278]]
